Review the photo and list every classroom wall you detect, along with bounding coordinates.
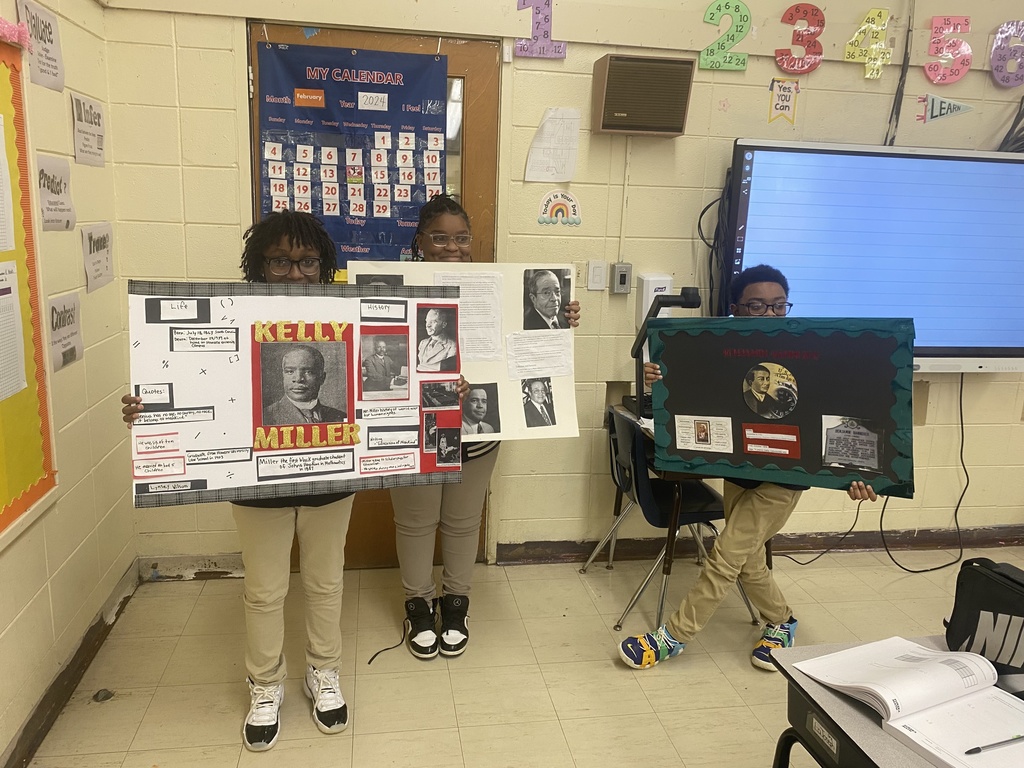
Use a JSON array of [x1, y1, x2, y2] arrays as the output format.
[[101, 0, 1024, 553], [3, 0, 1024, 752], [0, 0, 135, 753]]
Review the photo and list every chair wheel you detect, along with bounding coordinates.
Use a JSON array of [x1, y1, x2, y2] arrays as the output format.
[[578, 567, 587, 574], [614, 624, 623, 631], [604, 564, 614, 570]]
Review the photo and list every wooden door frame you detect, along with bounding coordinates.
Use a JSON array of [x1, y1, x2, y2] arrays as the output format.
[[247, 22, 500, 569]]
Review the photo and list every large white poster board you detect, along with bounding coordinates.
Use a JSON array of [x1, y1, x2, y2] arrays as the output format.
[[347, 262, 578, 442], [128, 281, 463, 507]]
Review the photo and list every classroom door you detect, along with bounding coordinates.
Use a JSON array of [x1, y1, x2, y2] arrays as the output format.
[[248, 23, 500, 568]]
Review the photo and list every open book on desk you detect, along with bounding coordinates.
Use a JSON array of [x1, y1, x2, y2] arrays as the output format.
[[795, 637, 1024, 768]]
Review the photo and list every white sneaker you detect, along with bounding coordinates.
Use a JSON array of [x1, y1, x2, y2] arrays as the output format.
[[303, 665, 349, 733], [243, 678, 283, 751]]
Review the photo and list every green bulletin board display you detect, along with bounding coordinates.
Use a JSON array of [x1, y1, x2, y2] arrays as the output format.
[[647, 317, 915, 498]]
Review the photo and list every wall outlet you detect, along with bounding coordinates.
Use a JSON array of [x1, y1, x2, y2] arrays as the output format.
[[587, 259, 607, 290]]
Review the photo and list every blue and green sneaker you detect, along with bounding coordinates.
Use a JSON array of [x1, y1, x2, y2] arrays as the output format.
[[618, 624, 685, 669], [751, 617, 797, 671]]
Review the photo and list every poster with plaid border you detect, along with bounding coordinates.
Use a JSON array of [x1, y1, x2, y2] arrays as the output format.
[[128, 281, 462, 507]]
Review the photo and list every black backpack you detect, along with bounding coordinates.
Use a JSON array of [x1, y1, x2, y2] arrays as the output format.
[[945, 557, 1024, 697]]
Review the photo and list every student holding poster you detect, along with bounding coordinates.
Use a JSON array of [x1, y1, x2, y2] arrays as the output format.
[[618, 265, 878, 674], [392, 196, 581, 659], [122, 212, 352, 752]]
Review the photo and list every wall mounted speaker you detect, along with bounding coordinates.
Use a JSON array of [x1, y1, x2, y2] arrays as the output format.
[[592, 54, 695, 136]]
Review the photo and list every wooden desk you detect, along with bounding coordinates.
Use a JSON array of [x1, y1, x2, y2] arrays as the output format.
[[770, 639, 943, 768]]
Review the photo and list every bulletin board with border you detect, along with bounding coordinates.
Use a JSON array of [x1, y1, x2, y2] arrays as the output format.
[[0, 42, 56, 540]]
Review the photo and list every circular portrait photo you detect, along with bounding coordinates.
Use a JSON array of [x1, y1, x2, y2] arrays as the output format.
[[741, 362, 798, 420]]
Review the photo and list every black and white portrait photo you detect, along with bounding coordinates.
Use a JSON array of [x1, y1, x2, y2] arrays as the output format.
[[421, 381, 460, 409], [260, 342, 348, 425], [461, 383, 500, 435], [522, 268, 571, 330], [522, 377, 556, 428], [436, 428, 461, 466], [360, 333, 408, 399], [416, 306, 458, 372], [423, 412, 437, 453]]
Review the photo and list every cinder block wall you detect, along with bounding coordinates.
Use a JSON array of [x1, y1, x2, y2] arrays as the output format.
[[2, 0, 1022, 754]]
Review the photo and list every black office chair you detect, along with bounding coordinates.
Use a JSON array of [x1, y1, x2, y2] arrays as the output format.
[[602, 407, 759, 631], [578, 408, 639, 574]]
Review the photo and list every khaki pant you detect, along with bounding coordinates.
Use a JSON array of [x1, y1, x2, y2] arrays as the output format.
[[667, 481, 801, 642], [232, 496, 354, 685], [389, 448, 500, 600]]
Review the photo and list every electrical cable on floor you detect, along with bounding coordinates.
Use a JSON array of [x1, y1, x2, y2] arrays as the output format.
[[783, 374, 968, 571], [879, 373, 967, 573], [778, 504, 862, 566]]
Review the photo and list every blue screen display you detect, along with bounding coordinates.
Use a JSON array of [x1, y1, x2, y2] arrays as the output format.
[[729, 140, 1024, 369]]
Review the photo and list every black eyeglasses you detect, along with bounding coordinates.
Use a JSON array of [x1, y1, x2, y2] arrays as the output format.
[[426, 234, 472, 247], [265, 257, 321, 276], [736, 301, 793, 316]]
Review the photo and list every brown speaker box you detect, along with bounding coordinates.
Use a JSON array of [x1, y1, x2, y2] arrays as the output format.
[[591, 54, 695, 136]]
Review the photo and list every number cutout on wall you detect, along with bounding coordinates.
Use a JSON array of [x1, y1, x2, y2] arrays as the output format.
[[845, 8, 892, 79], [924, 16, 972, 84], [776, 4, 826, 74], [700, 1, 751, 71], [514, 0, 567, 59], [991, 20, 1024, 87]]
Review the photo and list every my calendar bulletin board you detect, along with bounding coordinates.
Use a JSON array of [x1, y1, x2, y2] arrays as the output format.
[[254, 40, 447, 270], [0, 42, 56, 537]]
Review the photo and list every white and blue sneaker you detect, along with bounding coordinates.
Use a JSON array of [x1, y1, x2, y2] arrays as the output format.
[[751, 617, 797, 671]]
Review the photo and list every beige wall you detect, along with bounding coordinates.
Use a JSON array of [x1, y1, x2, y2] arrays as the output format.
[[0, 0, 133, 753], [2, 0, 1023, 753]]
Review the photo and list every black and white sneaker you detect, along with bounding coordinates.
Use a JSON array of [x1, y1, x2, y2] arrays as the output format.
[[439, 593, 470, 657], [303, 665, 349, 733], [243, 678, 283, 752], [405, 597, 439, 659]]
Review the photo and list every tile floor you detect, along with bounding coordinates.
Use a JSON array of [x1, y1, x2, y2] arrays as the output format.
[[29, 545, 1015, 768]]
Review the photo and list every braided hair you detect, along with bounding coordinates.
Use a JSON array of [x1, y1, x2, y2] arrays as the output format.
[[409, 194, 471, 260], [240, 210, 338, 283]]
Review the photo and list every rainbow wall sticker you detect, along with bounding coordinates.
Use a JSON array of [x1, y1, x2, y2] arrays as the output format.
[[538, 189, 581, 226]]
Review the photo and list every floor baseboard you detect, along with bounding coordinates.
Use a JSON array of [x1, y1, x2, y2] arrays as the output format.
[[495, 525, 1024, 565]]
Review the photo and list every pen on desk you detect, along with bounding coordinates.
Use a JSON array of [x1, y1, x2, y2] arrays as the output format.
[[964, 734, 1024, 755]]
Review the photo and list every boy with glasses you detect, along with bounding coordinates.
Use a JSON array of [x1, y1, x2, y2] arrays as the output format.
[[619, 264, 877, 672]]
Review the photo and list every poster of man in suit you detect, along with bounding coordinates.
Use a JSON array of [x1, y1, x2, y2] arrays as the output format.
[[522, 269, 571, 330], [522, 377, 556, 428], [260, 343, 347, 425]]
